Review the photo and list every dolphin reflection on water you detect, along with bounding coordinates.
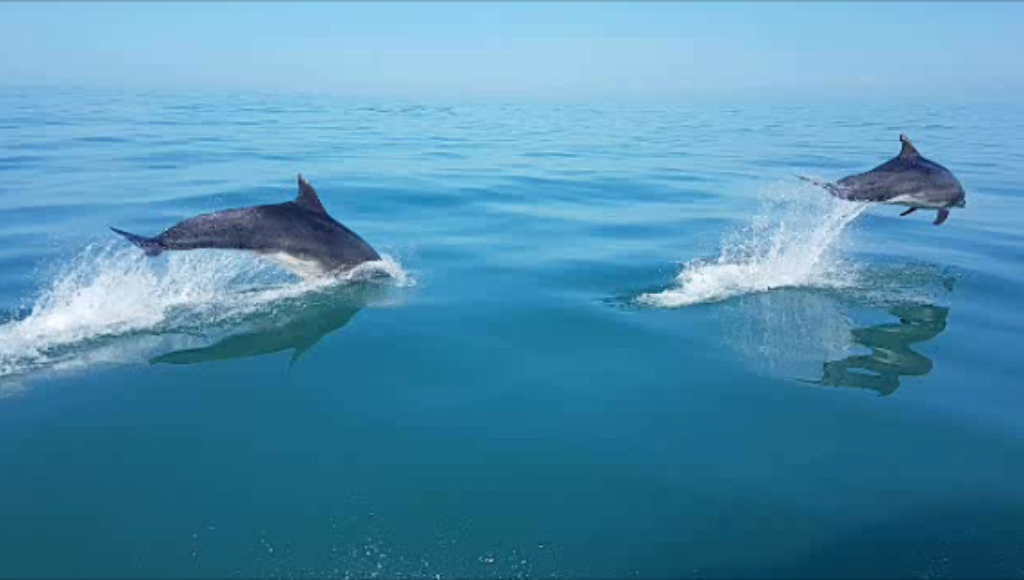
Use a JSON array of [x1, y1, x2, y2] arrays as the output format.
[[813, 304, 949, 397], [150, 296, 364, 367], [720, 281, 952, 396]]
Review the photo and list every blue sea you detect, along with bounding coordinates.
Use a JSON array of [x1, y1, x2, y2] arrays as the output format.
[[1, 87, 1023, 578]]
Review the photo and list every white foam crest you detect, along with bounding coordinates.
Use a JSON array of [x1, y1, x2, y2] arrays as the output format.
[[639, 182, 868, 308], [338, 254, 415, 287], [0, 245, 411, 380]]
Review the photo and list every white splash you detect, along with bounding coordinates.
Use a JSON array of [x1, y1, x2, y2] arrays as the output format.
[[0, 244, 411, 381], [338, 254, 412, 287], [639, 182, 868, 308]]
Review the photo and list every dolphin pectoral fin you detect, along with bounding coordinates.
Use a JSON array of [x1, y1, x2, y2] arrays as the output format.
[[289, 345, 314, 368], [900, 208, 917, 217], [111, 227, 165, 257], [289, 335, 323, 367], [934, 209, 950, 226]]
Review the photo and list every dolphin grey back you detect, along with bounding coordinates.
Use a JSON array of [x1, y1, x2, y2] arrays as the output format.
[[112, 175, 381, 273], [836, 135, 965, 204]]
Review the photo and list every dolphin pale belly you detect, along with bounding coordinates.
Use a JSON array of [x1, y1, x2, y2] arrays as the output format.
[[111, 175, 381, 276], [799, 135, 967, 225]]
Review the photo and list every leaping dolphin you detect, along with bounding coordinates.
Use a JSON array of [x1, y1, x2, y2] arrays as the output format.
[[799, 135, 966, 225], [111, 175, 381, 277]]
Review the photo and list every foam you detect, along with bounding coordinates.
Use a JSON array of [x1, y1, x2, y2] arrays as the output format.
[[639, 181, 868, 308], [0, 244, 411, 380]]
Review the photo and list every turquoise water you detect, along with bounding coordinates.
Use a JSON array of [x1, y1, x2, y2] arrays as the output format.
[[1, 88, 1023, 578]]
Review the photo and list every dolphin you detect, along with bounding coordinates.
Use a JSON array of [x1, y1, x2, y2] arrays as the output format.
[[799, 135, 966, 225], [111, 175, 381, 277]]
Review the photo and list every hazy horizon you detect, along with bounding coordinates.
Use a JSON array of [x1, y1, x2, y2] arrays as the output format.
[[2, 2, 1022, 103]]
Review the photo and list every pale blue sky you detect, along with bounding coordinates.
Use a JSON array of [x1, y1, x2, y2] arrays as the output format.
[[2, 2, 1021, 101]]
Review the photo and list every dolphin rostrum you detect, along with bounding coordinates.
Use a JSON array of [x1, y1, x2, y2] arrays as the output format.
[[799, 135, 966, 225], [111, 175, 381, 277]]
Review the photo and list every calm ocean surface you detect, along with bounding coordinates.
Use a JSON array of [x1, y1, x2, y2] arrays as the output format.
[[1, 87, 1023, 578]]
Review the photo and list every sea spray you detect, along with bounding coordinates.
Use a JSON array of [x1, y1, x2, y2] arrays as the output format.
[[718, 290, 856, 381], [0, 243, 411, 380], [639, 181, 868, 308]]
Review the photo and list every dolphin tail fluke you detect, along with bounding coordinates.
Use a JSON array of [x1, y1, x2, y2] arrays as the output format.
[[796, 175, 844, 198], [110, 227, 165, 256], [900, 208, 917, 217], [934, 209, 950, 226]]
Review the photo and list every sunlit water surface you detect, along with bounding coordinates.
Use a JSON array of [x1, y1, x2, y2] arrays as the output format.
[[1, 88, 1023, 578]]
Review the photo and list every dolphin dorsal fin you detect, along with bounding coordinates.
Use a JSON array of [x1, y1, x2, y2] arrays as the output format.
[[899, 134, 920, 161], [296, 175, 327, 214]]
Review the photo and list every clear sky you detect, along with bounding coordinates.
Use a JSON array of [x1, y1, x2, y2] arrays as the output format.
[[2, 2, 1021, 101]]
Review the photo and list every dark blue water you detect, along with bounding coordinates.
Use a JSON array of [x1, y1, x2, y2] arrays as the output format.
[[2, 88, 1023, 578]]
